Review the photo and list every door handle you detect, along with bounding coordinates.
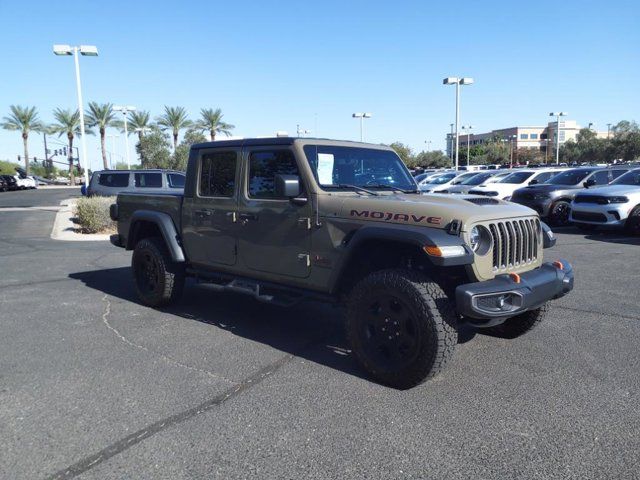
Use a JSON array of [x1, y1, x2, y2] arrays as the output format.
[[239, 213, 258, 221], [195, 209, 212, 217]]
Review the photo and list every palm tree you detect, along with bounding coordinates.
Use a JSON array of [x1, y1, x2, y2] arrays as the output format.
[[1, 105, 43, 176], [127, 110, 152, 142], [85, 102, 117, 169], [156, 106, 192, 150], [197, 108, 235, 141], [49, 108, 91, 186]]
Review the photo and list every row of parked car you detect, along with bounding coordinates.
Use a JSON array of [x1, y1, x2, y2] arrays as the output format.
[[0, 174, 38, 192], [414, 165, 640, 235]]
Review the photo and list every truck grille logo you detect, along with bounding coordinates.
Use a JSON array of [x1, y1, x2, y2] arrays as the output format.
[[350, 209, 442, 225]]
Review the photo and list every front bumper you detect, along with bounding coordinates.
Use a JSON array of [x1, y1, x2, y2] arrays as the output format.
[[455, 259, 573, 322], [570, 203, 629, 226]]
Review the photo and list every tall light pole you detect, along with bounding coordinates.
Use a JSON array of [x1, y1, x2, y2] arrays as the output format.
[[549, 112, 567, 164], [352, 113, 372, 142], [443, 77, 474, 171], [449, 123, 454, 161], [114, 106, 136, 169], [296, 124, 311, 137], [607, 123, 612, 138], [509, 134, 517, 167], [107, 134, 119, 168], [53, 44, 98, 186], [461, 125, 473, 166], [425, 140, 432, 151]]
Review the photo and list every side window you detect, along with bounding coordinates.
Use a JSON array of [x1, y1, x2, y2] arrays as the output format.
[[592, 171, 610, 185], [134, 172, 162, 188], [98, 173, 129, 187], [611, 169, 627, 180], [199, 151, 237, 197], [248, 150, 300, 199], [168, 173, 185, 188], [535, 172, 553, 183]]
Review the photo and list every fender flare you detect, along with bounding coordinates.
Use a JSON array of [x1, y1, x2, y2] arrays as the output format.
[[127, 210, 185, 263], [328, 223, 473, 292]]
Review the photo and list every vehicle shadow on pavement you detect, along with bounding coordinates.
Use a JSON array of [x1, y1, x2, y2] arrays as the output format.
[[69, 267, 369, 382], [557, 225, 640, 245]]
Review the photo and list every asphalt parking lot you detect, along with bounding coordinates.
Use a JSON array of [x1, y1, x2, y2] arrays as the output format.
[[1, 188, 639, 480]]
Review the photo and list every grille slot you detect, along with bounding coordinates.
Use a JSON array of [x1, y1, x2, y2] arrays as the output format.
[[486, 218, 540, 271]]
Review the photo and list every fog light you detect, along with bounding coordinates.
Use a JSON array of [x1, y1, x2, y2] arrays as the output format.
[[472, 292, 523, 314]]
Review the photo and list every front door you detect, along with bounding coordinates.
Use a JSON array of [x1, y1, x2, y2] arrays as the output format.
[[181, 148, 240, 267], [237, 148, 312, 279]]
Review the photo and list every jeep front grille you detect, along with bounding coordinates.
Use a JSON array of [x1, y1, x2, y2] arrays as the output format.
[[487, 218, 540, 271]]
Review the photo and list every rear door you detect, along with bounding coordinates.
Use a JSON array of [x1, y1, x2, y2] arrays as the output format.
[[181, 148, 241, 266], [236, 147, 313, 279]]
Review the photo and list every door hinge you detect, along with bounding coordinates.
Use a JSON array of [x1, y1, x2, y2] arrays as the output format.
[[298, 217, 312, 230], [297, 253, 310, 266]]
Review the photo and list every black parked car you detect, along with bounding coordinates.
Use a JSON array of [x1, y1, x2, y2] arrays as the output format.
[[1, 175, 18, 191], [511, 166, 630, 226]]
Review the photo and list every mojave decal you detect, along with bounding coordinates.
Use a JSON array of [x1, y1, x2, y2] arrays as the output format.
[[350, 209, 442, 225]]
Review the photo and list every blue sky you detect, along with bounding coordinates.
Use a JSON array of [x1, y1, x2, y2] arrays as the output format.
[[1, 0, 638, 171]]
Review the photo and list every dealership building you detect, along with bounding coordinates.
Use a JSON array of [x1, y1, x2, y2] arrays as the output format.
[[446, 120, 610, 158]]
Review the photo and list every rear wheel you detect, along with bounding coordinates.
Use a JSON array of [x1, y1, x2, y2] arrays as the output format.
[[345, 269, 458, 389], [132, 237, 184, 307], [549, 200, 571, 226], [625, 206, 640, 236], [484, 305, 548, 339]]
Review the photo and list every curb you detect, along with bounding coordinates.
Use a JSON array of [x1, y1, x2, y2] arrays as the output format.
[[50, 199, 111, 242]]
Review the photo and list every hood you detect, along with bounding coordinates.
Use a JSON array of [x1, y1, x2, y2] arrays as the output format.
[[330, 192, 538, 232], [516, 183, 580, 194], [575, 184, 640, 196]]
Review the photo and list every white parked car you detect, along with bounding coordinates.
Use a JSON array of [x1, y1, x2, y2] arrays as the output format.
[[468, 168, 564, 200], [14, 174, 37, 189], [570, 168, 640, 234], [419, 171, 478, 193]]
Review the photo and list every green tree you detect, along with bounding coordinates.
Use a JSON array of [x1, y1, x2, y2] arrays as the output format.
[[49, 108, 91, 185], [172, 128, 207, 171], [1, 105, 44, 176], [156, 106, 192, 150], [612, 121, 640, 161], [85, 102, 118, 169], [136, 127, 172, 169], [197, 108, 235, 141], [414, 150, 450, 168], [389, 142, 416, 168]]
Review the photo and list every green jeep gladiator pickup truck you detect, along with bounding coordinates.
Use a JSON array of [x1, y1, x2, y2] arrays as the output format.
[[110, 138, 574, 389]]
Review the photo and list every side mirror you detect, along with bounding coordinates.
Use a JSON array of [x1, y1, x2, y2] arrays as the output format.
[[583, 178, 596, 188], [528, 179, 538, 185], [275, 174, 302, 198]]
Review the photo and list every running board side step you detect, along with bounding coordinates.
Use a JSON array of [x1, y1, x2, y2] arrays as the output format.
[[186, 268, 334, 307]]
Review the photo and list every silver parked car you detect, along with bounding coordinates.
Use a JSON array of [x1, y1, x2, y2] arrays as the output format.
[[83, 169, 186, 197]]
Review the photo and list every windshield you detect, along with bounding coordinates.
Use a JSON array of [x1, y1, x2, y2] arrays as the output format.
[[612, 169, 640, 186], [426, 172, 457, 185], [498, 171, 535, 184], [463, 172, 495, 185], [450, 172, 477, 184], [547, 169, 595, 185], [304, 145, 416, 191]]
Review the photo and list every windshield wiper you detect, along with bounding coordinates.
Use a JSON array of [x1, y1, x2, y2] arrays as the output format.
[[335, 184, 379, 195], [366, 183, 418, 194]]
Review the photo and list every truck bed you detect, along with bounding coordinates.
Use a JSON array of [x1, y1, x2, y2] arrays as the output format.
[[116, 191, 184, 245]]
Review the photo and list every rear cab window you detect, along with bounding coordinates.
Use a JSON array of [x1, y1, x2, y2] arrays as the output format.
[[134, 172, 163, 188], [199, 151, 238, 197], [97, 172, 130, 187]]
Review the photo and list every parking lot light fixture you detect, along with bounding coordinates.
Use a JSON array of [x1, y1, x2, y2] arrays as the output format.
[[443, 76, 474, 171], [462, 125, 473, 166], [352, 112, 372, 142], [114, 106, 137, 169], [549, 112, 567, 164], [53, 43, 98, 186]]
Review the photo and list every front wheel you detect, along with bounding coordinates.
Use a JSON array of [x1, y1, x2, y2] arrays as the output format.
[[484, 305, 548, 339], [625, 206, 640, 236], [345, 269, 458, 389], [549, 200, 571, 226], [132, 237, 185, 307]]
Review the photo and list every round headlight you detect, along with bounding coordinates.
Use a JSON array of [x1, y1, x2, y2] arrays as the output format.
[[470, 226, 481, 251], [469, 225, 492, 255]]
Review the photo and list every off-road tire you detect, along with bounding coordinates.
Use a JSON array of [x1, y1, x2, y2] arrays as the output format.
[[345, 269, 458, 389], [132, 237, 185, 307], [549, 200, 571, 226], [484, 304, 548, 339], [625, 206, 640, 236]]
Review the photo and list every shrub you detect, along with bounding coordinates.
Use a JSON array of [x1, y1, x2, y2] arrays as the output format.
[[74, 196, 116, 234]]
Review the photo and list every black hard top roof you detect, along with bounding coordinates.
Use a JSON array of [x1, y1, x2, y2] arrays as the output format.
[[191, 137, 386, 150]]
